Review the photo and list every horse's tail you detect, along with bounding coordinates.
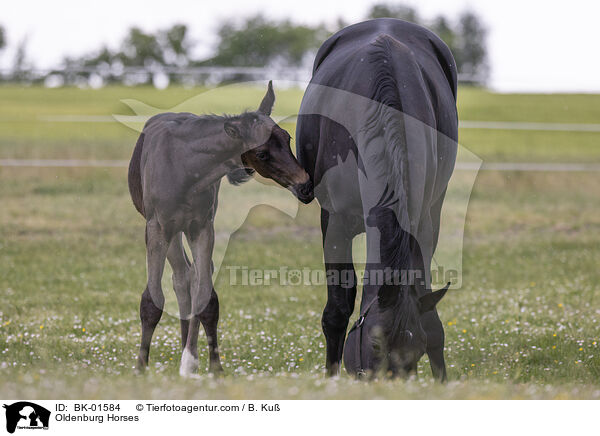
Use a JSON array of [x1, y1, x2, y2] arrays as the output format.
[[128, 132, 145, 217], [365, 34, 412, 236]]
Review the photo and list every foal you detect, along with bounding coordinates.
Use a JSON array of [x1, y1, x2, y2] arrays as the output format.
[[128, 82, 313, 376]]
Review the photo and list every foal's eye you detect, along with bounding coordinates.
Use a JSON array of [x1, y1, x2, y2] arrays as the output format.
[[256, 151, 270, 161]]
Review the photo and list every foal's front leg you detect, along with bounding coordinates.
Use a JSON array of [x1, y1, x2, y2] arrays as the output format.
[[179, 222, 220, 377]]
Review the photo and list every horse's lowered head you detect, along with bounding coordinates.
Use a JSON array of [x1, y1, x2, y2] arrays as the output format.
[[374, 280, 449, 377], [222, 81, 314, 204]]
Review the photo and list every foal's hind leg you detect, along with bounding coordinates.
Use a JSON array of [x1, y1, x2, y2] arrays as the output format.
[[167, 232, 192, 349], [136, 219, 171, 372], [179, 221, 216, 377], [167, 233, 222, 374]]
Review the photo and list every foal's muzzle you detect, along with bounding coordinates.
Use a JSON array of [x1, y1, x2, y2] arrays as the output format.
[[294, 180, 314, 204]]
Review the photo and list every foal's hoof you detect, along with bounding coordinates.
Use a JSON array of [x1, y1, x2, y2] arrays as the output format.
[[179, 349, 199, 377]]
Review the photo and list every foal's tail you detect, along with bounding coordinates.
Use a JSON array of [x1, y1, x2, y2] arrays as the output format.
[[128, 132, 145, 217]]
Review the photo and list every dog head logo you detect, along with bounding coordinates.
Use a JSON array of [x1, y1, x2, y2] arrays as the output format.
[[3, 402, 50, 433]]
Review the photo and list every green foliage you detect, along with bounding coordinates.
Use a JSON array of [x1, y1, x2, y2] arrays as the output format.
[[67, 23, 192, 69], [453, 11, 488, 77], [206, 15, 327, 67], [119, 27, 165, 66], [162, 24, 191, 65], [367, 3, 419, 22]]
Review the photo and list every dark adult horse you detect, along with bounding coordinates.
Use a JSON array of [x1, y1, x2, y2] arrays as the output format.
[[296, 19, 458, 380]]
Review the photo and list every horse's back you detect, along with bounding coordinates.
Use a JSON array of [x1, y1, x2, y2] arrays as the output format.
[[301, 18, 457, 139]]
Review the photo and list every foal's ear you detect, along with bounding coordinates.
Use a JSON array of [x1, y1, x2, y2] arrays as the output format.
[[257, 80, 275, 116], [224, 120, 242, 139], [418, 282, 450, 314]]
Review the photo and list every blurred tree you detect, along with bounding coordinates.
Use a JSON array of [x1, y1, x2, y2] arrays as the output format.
[[204, 15, 327, 67], [0, 25, 5, 51], [335, 17, 349, 32], [12, 37, 30, 81], [453, 10, 488, 78], [82, 46, 114, 67], [367, 3, 419, 22], [67, 24, 192, 68], [161, 24, 191, 65], [430, 16, 455, 52], [118, 27, 164, 66]]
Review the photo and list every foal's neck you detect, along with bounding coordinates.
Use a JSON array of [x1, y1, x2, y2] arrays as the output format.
[[186, 135, 248, 192]]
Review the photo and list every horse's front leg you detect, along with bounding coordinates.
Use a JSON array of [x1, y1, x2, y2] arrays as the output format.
[[422, 310, 447, 382], [321, 209, 357, 376], [180, 221, 216, 377], [199, 286, 223, 374]]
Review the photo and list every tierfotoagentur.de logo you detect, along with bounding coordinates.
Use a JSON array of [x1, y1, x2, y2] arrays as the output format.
[[2, 402, 50, 433]]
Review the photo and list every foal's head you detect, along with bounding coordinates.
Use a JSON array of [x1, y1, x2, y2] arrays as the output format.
[[223, 81, 314, 204]]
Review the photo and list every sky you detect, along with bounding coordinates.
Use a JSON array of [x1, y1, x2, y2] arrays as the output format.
[[2, 0, 599, 92]]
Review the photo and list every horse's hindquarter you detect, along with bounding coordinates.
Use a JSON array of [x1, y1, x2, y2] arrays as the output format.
[[298, 19, 457, 219], [140, 115, 220, 230]]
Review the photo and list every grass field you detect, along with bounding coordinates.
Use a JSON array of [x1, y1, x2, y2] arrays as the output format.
[[1, 85, 599, 399]]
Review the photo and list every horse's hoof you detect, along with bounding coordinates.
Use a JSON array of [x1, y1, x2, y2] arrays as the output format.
[[135, 358, 147, 375], [209, 363, 224, 377], [179, 348, 199, 377]]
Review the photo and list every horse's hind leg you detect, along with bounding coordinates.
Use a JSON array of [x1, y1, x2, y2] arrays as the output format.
[[136, 219, 171, 372], [180, 221, 215, 377], [167, 232, 192, 349], [321, 209, 358, 376]]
